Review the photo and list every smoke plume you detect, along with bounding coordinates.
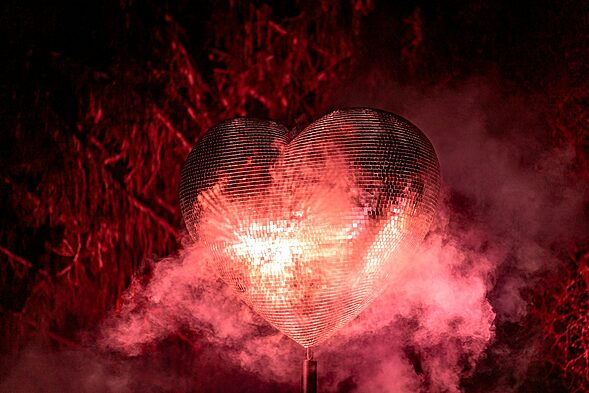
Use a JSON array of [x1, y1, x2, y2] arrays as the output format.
[[2, 79, 586, 393]]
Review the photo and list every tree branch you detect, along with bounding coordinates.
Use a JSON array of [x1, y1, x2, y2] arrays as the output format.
[[0, 245, 33, 269]]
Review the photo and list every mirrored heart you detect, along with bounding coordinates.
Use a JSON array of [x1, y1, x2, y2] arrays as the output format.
[[180, 108, 440, 348]]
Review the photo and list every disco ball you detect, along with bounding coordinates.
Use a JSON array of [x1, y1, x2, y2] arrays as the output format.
[[180, 108, 440, 348]]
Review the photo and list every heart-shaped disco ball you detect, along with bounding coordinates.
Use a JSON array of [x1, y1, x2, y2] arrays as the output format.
[[180, 108, 440, 348]]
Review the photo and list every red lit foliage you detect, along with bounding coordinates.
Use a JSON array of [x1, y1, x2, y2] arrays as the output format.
[[0, 0, 373, 352]]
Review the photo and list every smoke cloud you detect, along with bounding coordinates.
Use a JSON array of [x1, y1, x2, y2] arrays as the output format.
[[2, 78, 586, 393], [98, 79, 586, 391]]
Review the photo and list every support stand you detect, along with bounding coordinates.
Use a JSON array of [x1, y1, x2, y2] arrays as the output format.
[[301, 348, 317, 393]]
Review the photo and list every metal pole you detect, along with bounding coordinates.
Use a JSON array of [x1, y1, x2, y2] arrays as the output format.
[[301, 348, 317, 393]]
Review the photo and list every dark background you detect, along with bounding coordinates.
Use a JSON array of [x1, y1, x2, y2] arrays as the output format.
[[0, 0, 587, 392]]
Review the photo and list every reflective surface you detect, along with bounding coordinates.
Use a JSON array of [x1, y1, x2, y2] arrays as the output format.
[[180, 108, 440, 347]]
